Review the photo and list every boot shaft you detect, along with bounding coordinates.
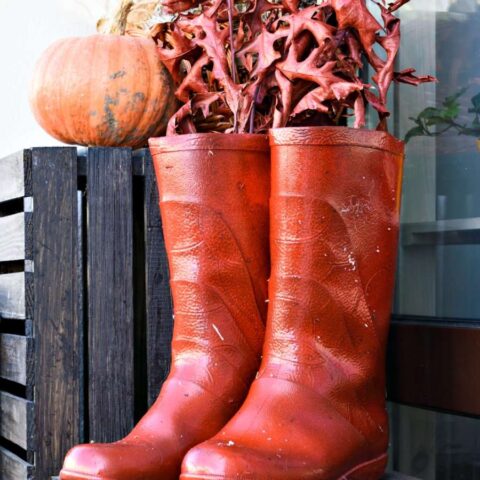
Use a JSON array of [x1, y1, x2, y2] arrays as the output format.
[[149, 133, 271, 370], [267, 126, 404, 418]]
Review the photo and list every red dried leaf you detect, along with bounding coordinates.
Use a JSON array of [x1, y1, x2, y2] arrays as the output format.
[[234, 19, 247, 50], [157, 24, 197, 83], [394, 68, 437, 86], [237, 28, 285, 78], [272, 70, 293, 128], [327, 0, 382, 57], [277, 46, 330, 85], [345, 30, 363, 68], [282, 0, 299, 12], [175, 54, 211, 102], [177, 14, 243, 125], [244, 0, 281, 36], [160, 0, 200, 13], [280, 6, 335, 50], [292, 75, 363, 116], [369, 2, 401, 124], [364, 87, 389, 130], [353, 93, 366, 128], [167, 92, 222, 134], [167, 102, 197, 135], [364, 88, 389, 115], [388, 0, 410, 12]]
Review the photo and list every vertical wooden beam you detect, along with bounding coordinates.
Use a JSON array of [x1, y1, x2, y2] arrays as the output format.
[[131, 164, 147, 420], [76, 190, 85, 444], [32, 147, 83, 479], [143, 151, 173, 406], [87, 148, 135, 442]]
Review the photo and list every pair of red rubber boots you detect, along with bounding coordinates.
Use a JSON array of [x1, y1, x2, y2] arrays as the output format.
[[60, 126, 404, 480]]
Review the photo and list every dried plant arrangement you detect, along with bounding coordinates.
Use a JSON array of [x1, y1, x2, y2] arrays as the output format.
[[132, 0, 435, 134]]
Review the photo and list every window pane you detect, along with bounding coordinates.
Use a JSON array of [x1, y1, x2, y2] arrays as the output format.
[[388, 403, 480, 480], [392, 0, 480, 320], [387, 3, 480, 479]]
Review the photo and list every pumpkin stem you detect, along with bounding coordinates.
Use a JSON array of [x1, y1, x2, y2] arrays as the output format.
[[97, 0, 135, 35]]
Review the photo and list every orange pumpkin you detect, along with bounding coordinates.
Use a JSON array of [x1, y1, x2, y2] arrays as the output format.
[[29, 35, 176, 148]]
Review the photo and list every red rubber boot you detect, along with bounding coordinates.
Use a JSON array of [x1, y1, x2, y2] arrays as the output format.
[[60, 133, 270, 480], [182, 126, 404, 480]]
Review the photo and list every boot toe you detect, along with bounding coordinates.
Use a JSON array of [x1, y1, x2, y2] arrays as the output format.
[[182, 441, 256, 479], [60, 441, 172, 480], [181, 439, 301, 480], [60, 443, 114, 479]]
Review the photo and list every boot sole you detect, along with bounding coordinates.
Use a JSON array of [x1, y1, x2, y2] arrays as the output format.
[[340, 453, 388, 480], [59, 470, 114, 480], [180, 452, 387, 480]]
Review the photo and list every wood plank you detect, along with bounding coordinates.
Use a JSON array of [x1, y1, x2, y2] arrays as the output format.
[[0, 391, 34, 450], [24, 198, 34, 262], [32, 147, 83, 478], [0, 272, 25, 319], [0, 151, 25, 203], [0, 334, 32, 385], [76, 190, 85, 441], [80, 148, 145, 177], [0, 446, 34, 480], [23, 200, 34, 322], [144, 150, 161, 228], [144, 151, 173, 406], [87, 147, 135, 442], [0, 213, 25, 262]]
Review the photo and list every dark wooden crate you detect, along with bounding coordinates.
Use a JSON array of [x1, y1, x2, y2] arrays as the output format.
[[0, 147, 173, 479], [0, 147, 419, 480]]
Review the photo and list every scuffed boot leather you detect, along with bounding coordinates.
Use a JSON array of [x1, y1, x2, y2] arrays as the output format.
[[60, 133, 270, 480], [182, 126, 404, 480]]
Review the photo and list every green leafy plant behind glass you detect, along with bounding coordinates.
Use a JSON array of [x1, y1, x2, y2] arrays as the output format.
[[406, 88, 480, 143]]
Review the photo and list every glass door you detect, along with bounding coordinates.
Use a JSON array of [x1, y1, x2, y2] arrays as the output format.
[[385, 1, 480, 479]]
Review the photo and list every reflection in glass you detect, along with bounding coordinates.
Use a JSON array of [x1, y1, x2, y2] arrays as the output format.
[[393, 0, 480, 320], [387, 3, 480, 479]]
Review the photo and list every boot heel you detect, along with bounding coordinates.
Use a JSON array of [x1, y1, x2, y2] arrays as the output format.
[[342, 453, 388, 480]]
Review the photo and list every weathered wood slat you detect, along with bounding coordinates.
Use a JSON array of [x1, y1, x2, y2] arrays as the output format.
[[0, 272, 25, 319], [87, 147, 135, 442], [0, 213, 25, 262], [24, 198, 34, 263], [0, 446, 34, 480], [79, 148, 145, 177], [76, 190, 85, 442], [144, 152, 173, 406], [0, 391, 34, 450], [0, 151, 25, 203], [0, 334, 32, 385], [32, 147, 83, 479]]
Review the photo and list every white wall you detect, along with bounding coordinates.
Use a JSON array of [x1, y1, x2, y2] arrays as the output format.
[[0, 0, 115, 157]]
